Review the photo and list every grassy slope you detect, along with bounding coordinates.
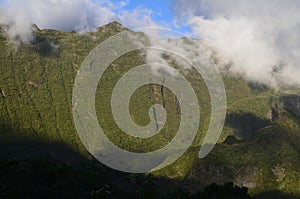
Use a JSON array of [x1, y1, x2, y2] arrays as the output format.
[[0, 22, 299, 196]]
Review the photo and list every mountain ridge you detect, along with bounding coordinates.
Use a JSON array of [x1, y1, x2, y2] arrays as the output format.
[[0, 21, 300, 198]]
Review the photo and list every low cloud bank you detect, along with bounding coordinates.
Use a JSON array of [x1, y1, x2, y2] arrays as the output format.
[[174, 0, 300, 87]]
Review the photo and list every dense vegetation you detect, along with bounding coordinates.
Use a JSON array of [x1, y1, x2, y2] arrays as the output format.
[[0, 22, 300, 198]]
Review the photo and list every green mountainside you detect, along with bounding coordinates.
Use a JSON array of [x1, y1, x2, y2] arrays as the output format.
[[0, 22, 300, 198]]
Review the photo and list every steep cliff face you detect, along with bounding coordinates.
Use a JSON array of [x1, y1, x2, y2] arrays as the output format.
[[280, 95, 300, 116], [1, 22, 300, 197]]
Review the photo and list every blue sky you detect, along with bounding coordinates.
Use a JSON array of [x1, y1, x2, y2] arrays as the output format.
[[0, 0, 176, 24], [0, 0, 191, 32], [114, 0, 190, 32], [120, 0, 175, 24]]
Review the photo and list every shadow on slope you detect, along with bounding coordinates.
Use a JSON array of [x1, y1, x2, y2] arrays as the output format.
[[0, 123, 253, 199], [0, 122, 299, 198], [225, 111, 271, 139], [0, 122, 85, 164], [0, 124, 164, 198], [254, 191, 300, 199]]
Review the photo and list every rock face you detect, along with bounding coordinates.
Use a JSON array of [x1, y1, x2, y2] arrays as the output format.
[[272, 165, 286, 182], [233, 167, 258, 188], [279, 94, 300, 116], [0, 88, 5, 99], [271, 104, 279, 122]]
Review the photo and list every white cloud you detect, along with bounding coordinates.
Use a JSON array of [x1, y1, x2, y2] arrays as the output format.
[[0, 1, 34, 45], [119, 6, 156, 28], [0, 0, 157, 45], [174, 0, 300, 87]]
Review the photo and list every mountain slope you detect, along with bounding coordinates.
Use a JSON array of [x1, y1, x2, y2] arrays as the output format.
[[0, 22, 300, 198]]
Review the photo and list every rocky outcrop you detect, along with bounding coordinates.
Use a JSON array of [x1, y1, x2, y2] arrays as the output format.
[[233, 167, 258, 188], [272, 165, 286, 182], [279, 94, 300, 116]]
